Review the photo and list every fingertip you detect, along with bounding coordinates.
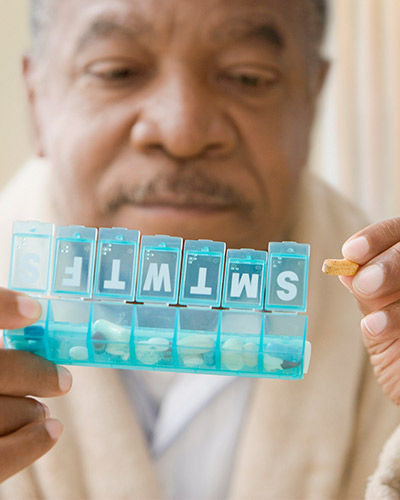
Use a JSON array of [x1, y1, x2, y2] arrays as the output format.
[[342, 236, 370, 263], [44, 419, 63, 440], [56, 366, 73, 393], [361, 311, 388, 338], [16, 295, 42, 321]]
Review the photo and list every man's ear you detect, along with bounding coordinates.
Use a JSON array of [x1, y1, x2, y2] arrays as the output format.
[[22, 53, 45, 158]]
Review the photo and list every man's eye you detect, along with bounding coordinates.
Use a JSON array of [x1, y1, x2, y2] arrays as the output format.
[[219, 68, 279, 92], [86, 61, 145, 84], [101, 68, 138, 80], [91, 68, 139, 81]]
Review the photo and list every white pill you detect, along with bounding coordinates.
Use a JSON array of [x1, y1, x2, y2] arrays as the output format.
[[178, 334, 215, 355], [221, 338, 244, 370], [243, 342, 258, 368], [69, 346, 89, 361], [135, 337, 169, 365], [93, 319, 130, 343], [263, 353, 283, 371], [136, 346, 161, 365], [183, 355, 203, 368], [105, 343, 130, 359]]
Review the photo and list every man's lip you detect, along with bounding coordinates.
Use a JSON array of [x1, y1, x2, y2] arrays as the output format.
[[118, 201, 236, 213]]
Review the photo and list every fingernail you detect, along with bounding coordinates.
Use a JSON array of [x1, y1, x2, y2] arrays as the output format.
[[342, 236, 370, 261], [41, 403, 50, 418], [353, 264, 384, 296], [362, 311, 387, 336], [16, 295, 42, 320], [44, 419, 63, 440], [57, 366, 72, 392]]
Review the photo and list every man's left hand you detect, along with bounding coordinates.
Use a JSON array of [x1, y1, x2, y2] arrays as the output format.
[[340, 217, 400, 405]]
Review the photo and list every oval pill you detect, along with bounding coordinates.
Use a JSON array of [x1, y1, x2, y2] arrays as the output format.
[[243, 342, 258, 368], [178, 334, 215, 355], [221, 338, 244, 370], [93, 319, 130, 343], [183, 355, 203, 368], [69, 346, 89, 361], [263, 353, 283, 371]]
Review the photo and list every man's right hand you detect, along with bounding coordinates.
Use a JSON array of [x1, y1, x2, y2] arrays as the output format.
[[0, 287, 72, 483]]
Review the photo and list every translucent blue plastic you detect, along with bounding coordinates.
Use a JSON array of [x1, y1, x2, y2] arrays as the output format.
[[5, 221, 311, 380], [93, 228, 140, 301], [179, 240, 226, 307], [222, 249, 267, 310], [265, 241, 310, 312], [136, 235, 183, 304], [9, 221, 54, 295], [51, 226, 97, 298]]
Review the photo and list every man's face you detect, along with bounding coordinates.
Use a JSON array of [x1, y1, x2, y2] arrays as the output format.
[[28, 0, 321, 249]]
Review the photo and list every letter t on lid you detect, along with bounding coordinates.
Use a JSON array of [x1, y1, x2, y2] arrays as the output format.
[[179, 240, 226, 307], [93, 227, 140, 300]]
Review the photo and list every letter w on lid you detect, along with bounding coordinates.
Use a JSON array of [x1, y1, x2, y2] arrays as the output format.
[[179, 240, 226, 307], [222, 249, 267, 310], [136, 235, 183, 304], [51, 226, 97, 297], [265, 242, 310, 312]]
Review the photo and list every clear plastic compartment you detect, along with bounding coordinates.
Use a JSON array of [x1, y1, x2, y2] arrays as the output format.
[[90, 301, 134, 364], [9, 221, 54, 295], [262, 313, 307, 378], [47, 299, 92, 363], [179, 240, 226, 307], [222, 249, 267, 310], [4, 298, 49, 357], [134, 304, 176, 367], [136, 235, 183, 304], [219, 310, 263, 374], [265, 242, 310, 312], [93, 228, 140, 301], [176, 308, 219, 370], [51, 226, 97, 298]]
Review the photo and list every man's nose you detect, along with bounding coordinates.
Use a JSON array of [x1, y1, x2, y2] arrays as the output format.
[[130, 75, 236, 159]]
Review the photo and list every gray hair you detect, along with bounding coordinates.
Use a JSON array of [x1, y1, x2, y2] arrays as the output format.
[[30, 0, 328, 56]]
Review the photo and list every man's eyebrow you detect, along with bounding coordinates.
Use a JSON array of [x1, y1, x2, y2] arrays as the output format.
[[211, 19, 285, 50], [75, 17, 152, 52]]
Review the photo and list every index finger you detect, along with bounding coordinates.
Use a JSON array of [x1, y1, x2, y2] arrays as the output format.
[[0, 350, 72, 397], [342, 217, 400, 265]]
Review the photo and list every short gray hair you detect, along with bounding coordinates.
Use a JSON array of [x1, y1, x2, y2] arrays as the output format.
[[30, 0, 328, 56]]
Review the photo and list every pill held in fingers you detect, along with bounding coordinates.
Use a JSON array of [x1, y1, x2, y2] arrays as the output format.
[[322, 259, 360, 276]]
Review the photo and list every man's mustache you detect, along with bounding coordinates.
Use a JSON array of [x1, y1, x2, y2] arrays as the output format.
[[100, 172, 254, 215]]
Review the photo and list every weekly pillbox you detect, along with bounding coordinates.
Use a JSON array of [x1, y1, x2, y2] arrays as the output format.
[[5, 221, 311, 379]]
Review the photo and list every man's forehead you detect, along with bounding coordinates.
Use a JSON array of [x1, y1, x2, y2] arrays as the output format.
[[57, 0, 308, 49]]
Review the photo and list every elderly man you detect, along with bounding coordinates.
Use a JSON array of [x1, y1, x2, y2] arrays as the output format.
[[0, 0, 399, 498]]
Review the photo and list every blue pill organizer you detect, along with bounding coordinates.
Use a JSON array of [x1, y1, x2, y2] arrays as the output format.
[[4, 221, 311, 379]]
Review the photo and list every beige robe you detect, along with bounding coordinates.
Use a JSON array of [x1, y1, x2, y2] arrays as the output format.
[[0, 160, 399, 499]]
